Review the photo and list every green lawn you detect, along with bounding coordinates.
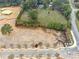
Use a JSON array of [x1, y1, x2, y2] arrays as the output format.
[[21, 9, 67, 27], [37, 9, 67, 26]]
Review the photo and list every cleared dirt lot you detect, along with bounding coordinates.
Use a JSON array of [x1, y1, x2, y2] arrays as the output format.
[[0, 7, 66, 49], [0, 26, 66, 49]]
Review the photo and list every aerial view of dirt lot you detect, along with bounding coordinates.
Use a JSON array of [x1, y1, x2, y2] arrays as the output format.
[[0, 7, 67, 49], [0, 0, 79, 59], [0, 27, 66, 49]]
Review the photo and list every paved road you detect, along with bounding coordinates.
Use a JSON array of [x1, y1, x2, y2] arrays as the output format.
[[69, 0, 79, 50]]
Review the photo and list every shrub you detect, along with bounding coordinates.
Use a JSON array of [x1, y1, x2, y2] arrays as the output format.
[[47, 22, 65, 31], [61, 4, 71, 19], [16, 9, 38, 27], [53, 0, 71, 20], [28, 10, 38, 20], [1, 24, 13, 35], [76, 11, 79, 19]]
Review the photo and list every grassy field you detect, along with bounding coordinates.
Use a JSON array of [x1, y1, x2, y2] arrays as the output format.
[[37, 9, 67, 26], [20, 9, 67, 27]]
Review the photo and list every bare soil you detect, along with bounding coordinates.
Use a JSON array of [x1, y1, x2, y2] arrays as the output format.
[[0, 6, 21, 20], [0, 7, 66, 49]]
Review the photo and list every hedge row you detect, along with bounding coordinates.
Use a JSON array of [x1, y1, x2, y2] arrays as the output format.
[[16, 18, 66, 31], [47, 22, 65, 31]]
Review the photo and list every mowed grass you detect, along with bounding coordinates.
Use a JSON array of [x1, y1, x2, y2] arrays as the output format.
[[21, 9, 67, 26], [37, 9, 67, 26]]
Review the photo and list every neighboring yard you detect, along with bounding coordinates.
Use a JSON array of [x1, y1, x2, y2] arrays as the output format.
[[38, 9, 67, 26], [21, 9, 67, 27]]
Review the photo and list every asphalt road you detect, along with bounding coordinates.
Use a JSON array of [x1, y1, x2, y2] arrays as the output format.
[[69, 0, 79, 50]]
